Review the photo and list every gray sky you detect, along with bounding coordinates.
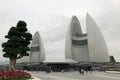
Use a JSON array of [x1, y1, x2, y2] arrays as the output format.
[[0, 0, 120, 62]]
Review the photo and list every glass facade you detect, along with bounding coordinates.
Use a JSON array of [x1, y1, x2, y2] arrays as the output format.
[[72, 39, 88, 45], [31, 46, 39, 51]]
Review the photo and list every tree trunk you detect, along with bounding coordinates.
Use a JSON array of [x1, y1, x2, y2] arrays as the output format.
[[9, 58, 16, 71]]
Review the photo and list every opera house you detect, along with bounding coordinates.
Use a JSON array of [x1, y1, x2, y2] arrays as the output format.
[[65, 14, 110, 62], [16, 14, 118, 71], [17, 14, 110, 64]]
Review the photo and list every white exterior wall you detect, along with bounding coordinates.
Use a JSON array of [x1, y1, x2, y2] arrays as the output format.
[[65, 16, 89, 62], [65, 14, 110, 62], [72, 45, 89, 62], [65, 16, 82, 59], [30, 31, 45, 62], [86, 14, 110, 62], [17, 56, 30, 63]]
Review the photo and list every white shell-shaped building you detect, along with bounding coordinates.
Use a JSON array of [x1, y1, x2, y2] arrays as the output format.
[[30, 32, 45, 62], [65, 14, 110, 62]]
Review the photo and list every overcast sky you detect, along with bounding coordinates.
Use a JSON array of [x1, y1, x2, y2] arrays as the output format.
[[0, 0, 120, 62]]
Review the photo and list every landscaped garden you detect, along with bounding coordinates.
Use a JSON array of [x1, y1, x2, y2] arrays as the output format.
[[1, 21, 33, 80], [0, 71, 31, 80]]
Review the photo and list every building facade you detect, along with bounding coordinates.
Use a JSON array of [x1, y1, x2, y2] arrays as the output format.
[[30, 31, 45, 62], [65, 14, 110, 62], [17, 14, 110, 63]]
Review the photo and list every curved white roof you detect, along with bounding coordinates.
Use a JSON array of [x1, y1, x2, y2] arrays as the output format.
[[86, 14, 110, 62], [30, 31, 45, 62], [65, 16, 82, 60]]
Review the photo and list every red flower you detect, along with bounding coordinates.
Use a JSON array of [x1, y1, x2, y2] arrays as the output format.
[[0, 71, 31, 79]]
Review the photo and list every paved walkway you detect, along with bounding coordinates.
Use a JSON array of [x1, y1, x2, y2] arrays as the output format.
[[29, 71, 120, 80], [31, 76, 41, 80]]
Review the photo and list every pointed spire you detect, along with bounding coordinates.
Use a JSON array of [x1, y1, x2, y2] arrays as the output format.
[[71, 15, 79, 22]]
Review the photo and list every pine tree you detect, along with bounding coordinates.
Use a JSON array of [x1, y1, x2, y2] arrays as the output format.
[[2, 21, 32, 71]]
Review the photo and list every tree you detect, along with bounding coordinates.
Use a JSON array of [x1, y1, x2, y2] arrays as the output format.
[[1, 21, 32, 71]]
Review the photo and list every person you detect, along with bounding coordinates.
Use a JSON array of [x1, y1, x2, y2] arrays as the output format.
[[84, 66, 88, 73], [51, 69, 52, 73], [88, 66, 92, 74], [79, 66, 84, 75], [79, 67, 82, 75], [61, 69, 64, 73], [81, 68, 84, 75]]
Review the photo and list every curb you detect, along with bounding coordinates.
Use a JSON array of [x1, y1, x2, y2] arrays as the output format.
[[30, 76, 41, 80], [106, 71, 120, 74]]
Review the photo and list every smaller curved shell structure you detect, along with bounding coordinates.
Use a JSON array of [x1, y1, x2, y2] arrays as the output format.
[[30, 32, 45, 62]]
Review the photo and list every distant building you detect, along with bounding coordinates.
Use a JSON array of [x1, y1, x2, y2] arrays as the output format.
[[30, 32, 45, 62], [65, 14, 110, 62], [109, 56, 116, 63]]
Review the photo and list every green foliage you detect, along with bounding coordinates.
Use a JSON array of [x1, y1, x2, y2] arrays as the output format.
[[1, 21, 32, 59]]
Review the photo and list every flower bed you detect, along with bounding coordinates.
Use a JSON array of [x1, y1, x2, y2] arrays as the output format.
[[0, 71, 31, 80]]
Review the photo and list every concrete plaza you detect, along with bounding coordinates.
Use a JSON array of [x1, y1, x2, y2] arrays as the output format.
[[30, 71, 120, 80]]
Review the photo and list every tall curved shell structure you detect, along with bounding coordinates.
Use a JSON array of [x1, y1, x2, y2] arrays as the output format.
[[30, 32, 45, 62], [65, 14, 110, 62], [65, 16, 90, 62], [86, 14, 110, 62]]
